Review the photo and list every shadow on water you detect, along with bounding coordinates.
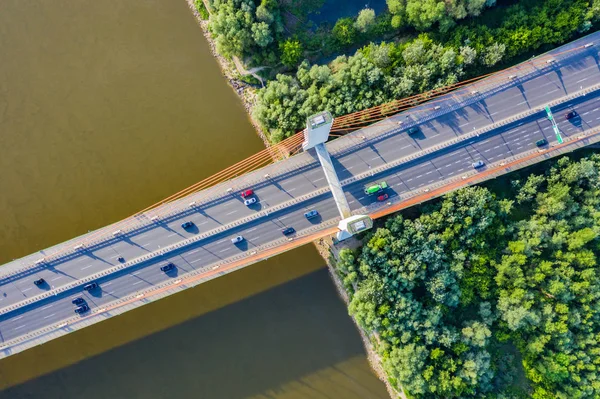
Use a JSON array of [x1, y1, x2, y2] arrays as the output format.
[[0, 247, 388, 399]]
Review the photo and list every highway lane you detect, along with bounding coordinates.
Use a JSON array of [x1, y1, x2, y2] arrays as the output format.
[[2, 88, 600, 343], [3, 45, 599, 309]]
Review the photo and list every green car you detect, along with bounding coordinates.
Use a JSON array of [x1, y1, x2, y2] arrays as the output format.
[[364, 181, 388, 195]]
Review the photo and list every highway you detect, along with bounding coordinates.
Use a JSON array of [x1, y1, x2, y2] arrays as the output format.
[[1, 31, 600, 353]]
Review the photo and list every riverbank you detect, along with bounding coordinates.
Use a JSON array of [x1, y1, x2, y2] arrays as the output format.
[[184, 0, 271, 147], [314, 235, 406, 399]]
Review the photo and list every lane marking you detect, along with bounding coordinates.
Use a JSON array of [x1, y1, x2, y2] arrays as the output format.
[[81, 265, 92, 270], [43, 313, 56, 319], [14, 325, 26, 330], [132, 281, 144, 286], [41, 304, 53, 310], [50, 276, 63, 281], [11, 315, 23, 321]]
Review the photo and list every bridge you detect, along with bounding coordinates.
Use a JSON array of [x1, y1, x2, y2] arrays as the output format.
[[1, 31, 600, 358]]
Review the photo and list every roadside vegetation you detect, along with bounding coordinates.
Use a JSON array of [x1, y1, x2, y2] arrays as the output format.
[[334, 154, 600, 398]]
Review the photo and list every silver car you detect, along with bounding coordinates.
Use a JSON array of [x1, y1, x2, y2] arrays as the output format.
[[231, 235, 244, 244], [244, 197, 257, 206]]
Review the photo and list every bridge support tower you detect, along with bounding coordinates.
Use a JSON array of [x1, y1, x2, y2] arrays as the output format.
[[302, 111, 373, 241]]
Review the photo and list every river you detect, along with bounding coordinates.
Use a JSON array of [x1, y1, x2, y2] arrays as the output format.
[[0, 0, 387, 397]]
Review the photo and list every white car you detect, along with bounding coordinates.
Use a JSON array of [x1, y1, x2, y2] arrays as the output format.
[[231, 236, 244, 244], [244, 197, 257, 206]]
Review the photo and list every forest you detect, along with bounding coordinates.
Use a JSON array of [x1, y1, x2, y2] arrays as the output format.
[[199, 0, 600, 142], [334, 154, 600, 398]]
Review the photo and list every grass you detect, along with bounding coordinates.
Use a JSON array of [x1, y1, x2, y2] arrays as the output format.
[[194, 0, 210, 20]]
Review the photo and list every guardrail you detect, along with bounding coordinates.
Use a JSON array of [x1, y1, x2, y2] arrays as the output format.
[[2, 81, 598, 317]]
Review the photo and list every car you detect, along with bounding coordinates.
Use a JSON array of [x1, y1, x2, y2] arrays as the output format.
[[33, 278, 45, 286], [244, 197, 257, 206], [181, 221, 194, 229], [231, 235, 244, 244], [74, 304, 89, 314], [472, 160, 485, 169], [364, 181, 389, 195], [565, 110, 577, 120], [535, 138, 548, 147], [304, 210, 319, 219], [240, 189, 254, 198], [72, 297, 85, 305], [83, 282, 98, 291], [160, 263, 175, 272], [282, 227, 295, 236], [377, 193, 389, 202], [407, 126, 420, 135]]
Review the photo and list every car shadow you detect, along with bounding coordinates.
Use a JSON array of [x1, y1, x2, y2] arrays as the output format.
[[306, 214, 323, 225], [234, 240, 249, 251], [183, 225, 200, 234]]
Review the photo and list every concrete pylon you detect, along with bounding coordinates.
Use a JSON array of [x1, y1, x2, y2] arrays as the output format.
[[302, 111, 373, 241]]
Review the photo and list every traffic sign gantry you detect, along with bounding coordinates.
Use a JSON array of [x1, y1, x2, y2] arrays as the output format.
[[545, 105, 564, 144]]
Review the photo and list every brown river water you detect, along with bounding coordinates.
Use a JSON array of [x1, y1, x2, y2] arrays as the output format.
[[0, 0, 387, 397]]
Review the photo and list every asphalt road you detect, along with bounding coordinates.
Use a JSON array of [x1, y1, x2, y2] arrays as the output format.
[[1, 33, 600, 345]]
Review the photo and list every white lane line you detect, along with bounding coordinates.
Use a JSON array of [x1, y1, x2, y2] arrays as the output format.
[[11, 315, 23, 321], [107, 291, 115, 295], [400, 144, 413, 150], [81, 265, 92, 270], [22, 288, 32, 293], [517, 101, 527, 105], [198, 221, 209, 226], [132, 271, 141, 276], [583, 111, 590, 116], [357, 196, 366, 200], [494, 145, 501, 149], [225, 210, 238, 216], [428, 179, 435, 183], [253, 236, 261, 240], [406, 178, 413, 182], [576, 77, 588, 83], [190, 258, 205, 264], [425, 171, 433, 175], [416, 174, 423, 178], [246, 227, 257, 233], [43, 313, 56, 319], [370, 156, 379, 161], [15, 325, 27, 330], [167, 233, 177, 237], [484, 149, 491, 153], [219, 248, 229, 253], [50, 276, 63, 281], [287, 188, 297, 193], [516, 146, 523, 150], [132, 281, 144, 286], [458, 168, 465, 172], [103, 282, 112, 287], [523, 134, 530, 138], [41, 304, 53, 310], [187, 249, 200, 255]]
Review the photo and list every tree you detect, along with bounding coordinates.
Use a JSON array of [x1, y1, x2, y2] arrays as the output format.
[[332, 17, 357, 46], [355, 8, 376, 33], [279, 39, 303, 67], [251, 22, 273, 47]]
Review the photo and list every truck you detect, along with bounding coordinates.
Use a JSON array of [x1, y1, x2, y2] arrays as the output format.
[[364, 181, 388, 195]]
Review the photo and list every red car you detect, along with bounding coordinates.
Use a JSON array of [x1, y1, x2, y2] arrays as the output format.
[[241, 189, 254, 198], [377, 193, 389, 202]]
